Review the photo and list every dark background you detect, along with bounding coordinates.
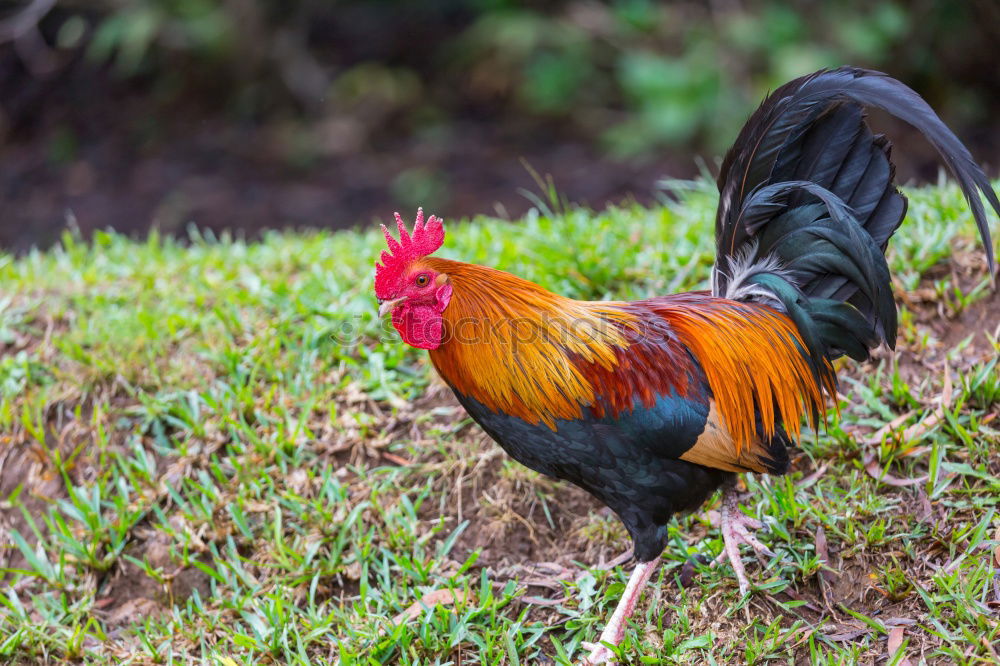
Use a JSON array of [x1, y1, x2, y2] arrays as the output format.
[[1, 0, 997, 252]]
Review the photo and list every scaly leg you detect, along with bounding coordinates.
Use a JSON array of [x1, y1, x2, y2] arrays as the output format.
[[581, 559, 658, 665], [712, 486, 776, 595]]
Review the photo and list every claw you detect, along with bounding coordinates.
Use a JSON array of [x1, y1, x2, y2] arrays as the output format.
[[580, 640, 614, 664], [711, 487, 776, 595]]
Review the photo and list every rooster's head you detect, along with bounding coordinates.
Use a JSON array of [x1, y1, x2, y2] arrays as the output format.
[[374, 208, 452, 350]]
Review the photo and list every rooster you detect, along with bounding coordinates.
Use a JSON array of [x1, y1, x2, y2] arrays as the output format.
[[373, 68, 997, 664]]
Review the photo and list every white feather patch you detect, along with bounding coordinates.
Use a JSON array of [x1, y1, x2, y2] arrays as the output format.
[[712, 240, 793, 305]]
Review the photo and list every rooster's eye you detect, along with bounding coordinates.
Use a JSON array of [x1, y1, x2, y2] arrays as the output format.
[[415, 274, 429, 287]]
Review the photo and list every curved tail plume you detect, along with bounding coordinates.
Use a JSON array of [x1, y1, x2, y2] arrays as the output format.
[[712, 67, 998, 365]]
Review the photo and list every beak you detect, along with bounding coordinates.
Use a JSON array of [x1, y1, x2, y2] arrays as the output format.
[[377, 296, 406, 318]]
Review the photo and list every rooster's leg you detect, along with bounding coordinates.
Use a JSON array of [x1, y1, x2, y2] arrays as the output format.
[[581, 559, 658, 665], [712, 487, 775, 595]]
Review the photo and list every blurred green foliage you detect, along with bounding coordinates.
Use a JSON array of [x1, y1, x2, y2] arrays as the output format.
[[86, 0, 234, 72], [11, 0, 999, 158]]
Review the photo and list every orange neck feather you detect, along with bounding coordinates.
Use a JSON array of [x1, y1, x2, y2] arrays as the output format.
[[423, 258, 637, 428]]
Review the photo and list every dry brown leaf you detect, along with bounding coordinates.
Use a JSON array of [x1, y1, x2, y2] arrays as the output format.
[[775, 587, 823, 613], [391, 588, 466, 627], [983, 635, 1000, 662], [898, 445, 932, 459], [521, 577, 564, 591], [887, 625, 903, 652], [917, 491, 934, 524], [797, 463, 829, 489], [898, 405, 946, 443], [519, 594, 568, 606], [887, 626, 912, 666], [894, 365, 953, 444], [863, 453, 928, 487], [287, 468, 310, 494], [107, 597, 162, 625], [824, 628, 871, 642], [382, 452, 412, 466], [815, 525, 836, 586], [678, 558, 698, 589], [862, 410, 917, 445], [862, 364, 953, 449]]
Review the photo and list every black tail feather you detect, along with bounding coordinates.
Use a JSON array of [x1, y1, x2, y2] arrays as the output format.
[[713, 66, 997, 364]]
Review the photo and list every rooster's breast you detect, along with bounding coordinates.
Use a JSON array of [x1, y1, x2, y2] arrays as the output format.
[[449, 387, 732, 561]]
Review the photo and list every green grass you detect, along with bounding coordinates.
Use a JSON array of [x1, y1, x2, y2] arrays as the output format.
[[0, 181, 998, 664]]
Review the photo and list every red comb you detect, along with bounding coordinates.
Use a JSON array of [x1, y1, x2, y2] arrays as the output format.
[[374, 208, 445, 297]]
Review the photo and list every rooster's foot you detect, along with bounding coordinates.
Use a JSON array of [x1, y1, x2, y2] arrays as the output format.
[[711, 487, 776, 596]]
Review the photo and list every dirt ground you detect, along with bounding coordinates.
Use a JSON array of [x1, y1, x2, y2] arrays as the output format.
[[0, 64, 689, 253]]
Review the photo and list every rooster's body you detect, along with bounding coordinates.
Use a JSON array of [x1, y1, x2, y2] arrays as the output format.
[[424, 262, 820, 560], [374, 67, 997, 664]]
